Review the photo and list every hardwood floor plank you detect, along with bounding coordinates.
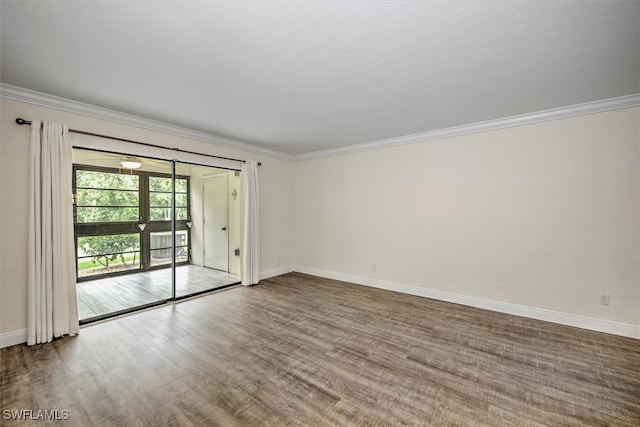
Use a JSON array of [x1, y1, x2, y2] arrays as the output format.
[[2, 272, 639, 426]]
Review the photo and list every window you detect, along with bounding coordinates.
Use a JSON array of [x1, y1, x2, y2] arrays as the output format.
[[150, 230, 189, 266], [76, 170, 139, 223], [77, 233, 141, 277], [73, 165, 190, 280], [149, 176, 188, 221]]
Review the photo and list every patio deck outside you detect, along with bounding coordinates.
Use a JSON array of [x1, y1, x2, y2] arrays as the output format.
[[76, 265, 240, 320]]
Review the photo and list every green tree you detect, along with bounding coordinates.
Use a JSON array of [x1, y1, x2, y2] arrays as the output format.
[[76, 170, 139, 223], [149, 176, 188, 220], [78, 234, 140, 271]]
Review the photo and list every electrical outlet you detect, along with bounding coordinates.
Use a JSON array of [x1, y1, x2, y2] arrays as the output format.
[[372, 264, 377, 272], [599, 293, 610, 306]]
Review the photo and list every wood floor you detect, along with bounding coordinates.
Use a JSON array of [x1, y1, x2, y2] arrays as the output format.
[[76, 265, 240, 320], [2, 272, 639, 426]]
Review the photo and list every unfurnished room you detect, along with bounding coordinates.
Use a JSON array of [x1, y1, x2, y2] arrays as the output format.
[[0, 1, 639, 425]]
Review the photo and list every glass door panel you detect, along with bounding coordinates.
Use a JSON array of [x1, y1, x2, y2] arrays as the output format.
[[174, 163, 241, 298], [73, 148, 173, 322]]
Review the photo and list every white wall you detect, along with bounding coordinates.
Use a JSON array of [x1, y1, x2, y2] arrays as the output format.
[[0, 97, 293, 338], [228, 170, 242, 275], [293, 107, 640, 329]]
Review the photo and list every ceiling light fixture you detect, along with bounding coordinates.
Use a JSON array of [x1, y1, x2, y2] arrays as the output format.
[[120, 160, 142, 169]]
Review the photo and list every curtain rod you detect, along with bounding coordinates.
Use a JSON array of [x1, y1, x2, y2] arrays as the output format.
[[14, 118, 261, 166]]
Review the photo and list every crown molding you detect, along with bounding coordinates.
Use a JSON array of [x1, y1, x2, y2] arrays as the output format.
[[293, 93, 640, 161], [3, 83, 637, 162], [0, 83, 295, 161]]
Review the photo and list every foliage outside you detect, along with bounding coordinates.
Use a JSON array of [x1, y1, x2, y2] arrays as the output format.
[[77, 234, 140, 275], [76, 170, 139, 223], [149, 176, 188, 221]]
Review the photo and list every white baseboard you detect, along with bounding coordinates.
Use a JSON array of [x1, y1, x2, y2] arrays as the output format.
[[0, 329, 27, 349], [4, 266, 634, 347], [293, 266, 640, 339], [261, 265, 294, 280]]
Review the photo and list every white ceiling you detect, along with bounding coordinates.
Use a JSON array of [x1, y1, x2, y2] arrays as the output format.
[[1, 1, 638, 156]]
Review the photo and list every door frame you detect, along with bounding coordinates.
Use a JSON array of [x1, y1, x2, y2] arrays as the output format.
[[72, 148, 243, 325]]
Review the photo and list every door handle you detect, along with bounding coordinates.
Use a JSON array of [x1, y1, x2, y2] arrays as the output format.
[[222, 227, 227, 231]]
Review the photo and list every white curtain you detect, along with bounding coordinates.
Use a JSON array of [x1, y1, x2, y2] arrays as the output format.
[[27, 120, 79, 345], [241, 160, 260, 286]]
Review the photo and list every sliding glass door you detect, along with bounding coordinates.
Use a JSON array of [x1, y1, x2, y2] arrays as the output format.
[[72, 149, 241, 322]]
